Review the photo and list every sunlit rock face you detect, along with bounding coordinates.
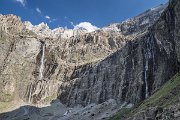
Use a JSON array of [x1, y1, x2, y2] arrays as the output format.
[[24, 21, 95, 39]]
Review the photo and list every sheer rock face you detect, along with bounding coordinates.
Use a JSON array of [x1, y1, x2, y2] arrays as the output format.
[[126, 1, 180, 119], [0, 2, 175, 109], [58, 0, 180, 107], [58, 32, 179, 107]]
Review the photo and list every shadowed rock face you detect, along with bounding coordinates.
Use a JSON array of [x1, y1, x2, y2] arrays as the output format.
[[58, 34, 179, 107]]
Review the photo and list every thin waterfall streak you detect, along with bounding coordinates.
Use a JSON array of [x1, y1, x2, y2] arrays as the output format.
[[39, 44, 45, 80], [144, 58, 149, 98], [144, 38, 151, 98]]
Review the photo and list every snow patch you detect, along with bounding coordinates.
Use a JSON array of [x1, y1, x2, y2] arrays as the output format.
[[74, 22, 99, 32], [140, 19, 150, 25]]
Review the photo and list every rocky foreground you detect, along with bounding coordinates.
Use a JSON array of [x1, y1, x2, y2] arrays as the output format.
[[0, 0, 180, 120]]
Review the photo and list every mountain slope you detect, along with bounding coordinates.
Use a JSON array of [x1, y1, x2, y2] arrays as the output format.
[[110, 72, 180, 120], [110, 0, 180, 119], [0, 1, 180, 120]]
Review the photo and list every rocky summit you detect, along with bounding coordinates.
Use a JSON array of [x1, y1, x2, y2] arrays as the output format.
[[0, 0, 180, 120]]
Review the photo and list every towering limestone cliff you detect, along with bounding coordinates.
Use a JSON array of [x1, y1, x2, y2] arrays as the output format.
[[0, 0, 179, 120], [0, 3, 167, 106]]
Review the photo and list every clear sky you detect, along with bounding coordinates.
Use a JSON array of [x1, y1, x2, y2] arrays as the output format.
[[0, 0, 168, 29]]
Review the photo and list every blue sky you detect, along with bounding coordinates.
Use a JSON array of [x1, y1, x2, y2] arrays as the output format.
[[0, 0, 168, 29]]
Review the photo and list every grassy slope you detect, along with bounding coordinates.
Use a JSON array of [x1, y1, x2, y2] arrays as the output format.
[[109, 73, 180, 120]]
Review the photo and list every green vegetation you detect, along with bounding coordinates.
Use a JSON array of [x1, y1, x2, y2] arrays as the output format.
[[108, 108, 132, 120], [137, 73, 180, 110], [109, 73, 180, 120]]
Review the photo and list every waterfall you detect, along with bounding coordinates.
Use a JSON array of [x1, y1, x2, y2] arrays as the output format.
[[27, 42, 45, 103], [39, 43, 45, 80], [144, 37, 151, 98], [144, 35, 155, 98]]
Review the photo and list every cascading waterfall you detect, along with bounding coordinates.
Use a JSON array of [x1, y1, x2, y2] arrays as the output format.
[[39, 42, 45, 80], [28, 42, 46, 103]]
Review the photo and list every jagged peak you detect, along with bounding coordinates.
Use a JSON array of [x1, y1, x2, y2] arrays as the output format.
[[23, 21, 100, 39], [102, 3, 168, 34]]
